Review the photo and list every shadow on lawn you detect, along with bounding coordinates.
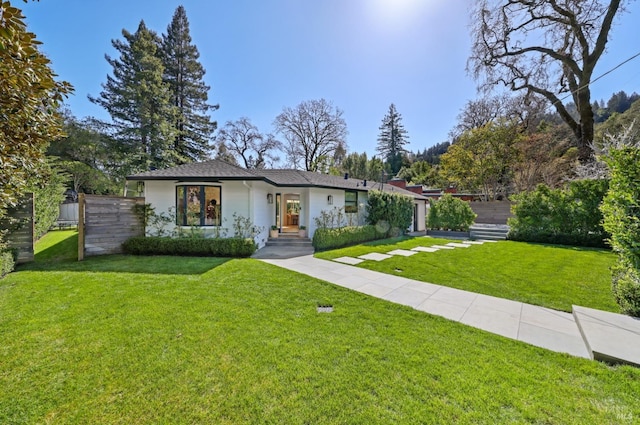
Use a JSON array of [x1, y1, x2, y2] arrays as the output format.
[[20, 233, 230, 275], [19, 254, 230, 275]]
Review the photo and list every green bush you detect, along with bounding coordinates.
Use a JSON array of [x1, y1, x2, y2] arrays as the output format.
[[427, 194, 476, 231], [366, 190, 413, 236], [122, 236, 256, 257], [0, 250, 15, 279], [30, 163, 67, 239], [312, 225, 386, 251], [610, 260, 640, 317], [509, 180, 609, 247], [601, 145, 640, 316]]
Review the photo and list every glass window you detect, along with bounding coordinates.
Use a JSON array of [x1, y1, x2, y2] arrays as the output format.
[[345, 190, 358, 213], [176, 185, 221, 226]]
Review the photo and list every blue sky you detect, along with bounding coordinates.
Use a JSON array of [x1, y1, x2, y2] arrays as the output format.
[[22, 0, 640, 158]]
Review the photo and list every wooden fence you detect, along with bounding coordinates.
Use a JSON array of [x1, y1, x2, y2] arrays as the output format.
[[4, 193, 35, 263], [78, 194, 145, 260], [470, 201, 513, 225]]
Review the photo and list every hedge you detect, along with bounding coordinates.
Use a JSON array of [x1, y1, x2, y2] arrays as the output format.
[[122, 236, 256, 257], [312, 225, 387, 251], [508, 180, 609, 248], [427, 194, 476, 231], [366, 190, 413, 236], [0, 250, 15, 279]]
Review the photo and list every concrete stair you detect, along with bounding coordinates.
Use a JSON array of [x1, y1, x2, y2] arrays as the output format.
[[253, 234, 314, 259], [469, 224, 509, 241], [265, 234, 313, 247]]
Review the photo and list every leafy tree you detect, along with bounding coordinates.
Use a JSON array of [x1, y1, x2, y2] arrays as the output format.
[[48, 111, 120, 193], [376, 103, 409, 175], [397, 160, 439, 186], [440, 121, 521, 200], [216, 118, 281, 169], [0, 1, 72, 221], [161, 6, 217, 163], [416, 142, 450, 165], [595, 98, 640, 145], [469, 0, 627, 162], [90, 20, 177, 177], [274, 99, 347, 172], [512, 129, 578, 192]]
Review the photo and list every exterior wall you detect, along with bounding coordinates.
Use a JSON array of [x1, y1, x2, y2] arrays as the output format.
[[249, 181, 273, 247], [307, 188, 345, 238], [144, 180, 269, 246], [414, 200, 427, 232], [470, 201, 513, 225]]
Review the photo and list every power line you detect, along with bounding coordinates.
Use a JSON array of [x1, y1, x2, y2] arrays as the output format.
[[556, 50, 640, 104]]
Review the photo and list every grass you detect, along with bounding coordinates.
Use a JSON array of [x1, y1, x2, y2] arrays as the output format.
[[314, 236, 619, 313], [1, 233, 639, 423]]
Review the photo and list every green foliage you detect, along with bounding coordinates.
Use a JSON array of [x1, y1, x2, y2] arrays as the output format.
[[509, 180, 609, 247], [427, 194, 476, 231], [90, 21, 178, 178], [366, 190, 413, 236], [397, 160, 440, 186], [231, 212, 264, 239], [122, 236, 256, 257], [312, 225, 386, 251], [376, 103, 410, 175], [313, 206, 363, 229], [48, 112, 121, 193], [600, 145, 640, 316], [28, 161, 67, 239], [0, 250, 15, 279], [0, 1, 72, 223], [440, 121, 520, 200], [161, 5, 217, 163]]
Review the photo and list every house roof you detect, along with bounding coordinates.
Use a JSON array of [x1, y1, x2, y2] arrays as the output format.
[[127, 159, 427, 200], [128, 159, 259, 180]]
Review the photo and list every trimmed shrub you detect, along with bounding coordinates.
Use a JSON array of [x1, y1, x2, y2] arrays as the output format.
[[122, 236, 256, 257], [508, 180, 609, 247], [366, 190, 413, 236], [312, 225, 386, 251], [601, 145, 640, 316], [427, 194, 476, 231], [0, 250, 15, 279]]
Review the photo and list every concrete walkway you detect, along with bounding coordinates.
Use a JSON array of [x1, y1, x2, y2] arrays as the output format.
[[262, 255, 592, 358]]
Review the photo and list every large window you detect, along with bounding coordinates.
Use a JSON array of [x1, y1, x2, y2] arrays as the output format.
[[176, 185, 221, 226], [345, 190, 358, 213]]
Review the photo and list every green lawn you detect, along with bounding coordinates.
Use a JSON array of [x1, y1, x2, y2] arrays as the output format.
[[315, 237, 619, 312], [1, 233, 639, 423]]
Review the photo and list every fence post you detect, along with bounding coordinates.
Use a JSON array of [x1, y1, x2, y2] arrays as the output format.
[[78, 193, 85, 261]]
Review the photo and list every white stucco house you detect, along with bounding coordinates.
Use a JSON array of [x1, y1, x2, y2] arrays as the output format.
[[126, 159, 427, 248]]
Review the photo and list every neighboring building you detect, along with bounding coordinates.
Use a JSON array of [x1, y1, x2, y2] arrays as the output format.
[[126, 159, 428, 248]]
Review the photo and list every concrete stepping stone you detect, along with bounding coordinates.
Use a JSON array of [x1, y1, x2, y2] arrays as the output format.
[[430, 245, 455, 250], [462, 240, 484, 245], [358, 252, 393, 261], [446, 242, 471, 248], [411, 246, 440, 253], [573, 305, 640, 367], [333, 256, 364, 265], [387, 249, 418, 257]]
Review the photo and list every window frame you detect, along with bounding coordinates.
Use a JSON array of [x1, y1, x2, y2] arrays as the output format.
[[176, 185, 222, 227], [344, 190, 358, 214]]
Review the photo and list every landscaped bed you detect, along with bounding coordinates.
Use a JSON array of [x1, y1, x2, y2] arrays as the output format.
[[1, 232, 639, 423], [314, 236, 619, 313]]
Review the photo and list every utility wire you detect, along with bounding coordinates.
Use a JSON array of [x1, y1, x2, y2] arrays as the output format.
[[556, 50, 640, 104]]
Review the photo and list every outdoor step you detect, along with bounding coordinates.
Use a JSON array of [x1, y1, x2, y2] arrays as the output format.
[[266, 237, 313, 247], [469, 230, 508, 240]]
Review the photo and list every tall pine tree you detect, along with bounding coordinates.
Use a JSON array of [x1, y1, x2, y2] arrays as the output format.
[[161, 6, 217, 163], [90, 21, 177, 176], [376, 103, 409, 175]]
